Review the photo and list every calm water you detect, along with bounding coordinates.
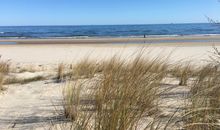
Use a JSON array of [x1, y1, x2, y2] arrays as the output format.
[[0, 23, 220, 39]]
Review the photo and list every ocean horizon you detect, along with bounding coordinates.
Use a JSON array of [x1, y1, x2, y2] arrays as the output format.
[[0, 23, 220, 39]]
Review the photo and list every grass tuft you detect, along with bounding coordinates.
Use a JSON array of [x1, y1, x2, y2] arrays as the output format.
[[57, 63, 65, 82], [0, 56, 10, 90], [169, 62, 195, 86], [73, 58, 100, 79], [62, 52, 168, 130]]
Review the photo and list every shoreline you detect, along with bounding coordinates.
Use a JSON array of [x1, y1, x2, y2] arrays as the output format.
[[0, 35, 220, 46], [0, 35, 219, 65]]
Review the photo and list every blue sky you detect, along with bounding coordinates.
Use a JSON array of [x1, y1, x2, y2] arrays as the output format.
[[0, 0, 220, 25]]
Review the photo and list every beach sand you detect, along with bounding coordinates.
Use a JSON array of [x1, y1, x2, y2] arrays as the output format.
[[0, 36, 220, 129], [1, 35, 220, 64]]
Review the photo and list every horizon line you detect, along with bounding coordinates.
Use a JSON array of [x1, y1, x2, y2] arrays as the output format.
[[0, 22, 210, 27]]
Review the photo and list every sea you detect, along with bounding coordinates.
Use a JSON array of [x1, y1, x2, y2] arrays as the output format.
[[0, 23, 220, 39]]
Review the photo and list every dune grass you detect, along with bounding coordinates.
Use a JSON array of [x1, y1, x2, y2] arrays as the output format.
[[182, 64, 220, 130], [72, 58, 100, 79], [0, 56, 10, 75], [57, 63, 65, 82], [62, 52, 169, 130], [209, 46, 220, 65], [56, 59, 101, 83], [169, 62, 196, 86], [15, 47, 215, 129], [182, 48, 220, 130], [93, 55, 167, 130], [62, 49, 220, 129], [0, 56, 10, 90], [0, 74, 4, 90]]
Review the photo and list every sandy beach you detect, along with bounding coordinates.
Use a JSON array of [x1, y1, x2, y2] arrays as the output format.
[[0, 36, 220, 129], [1, 0, 220, 129], [0, 36, 220, 65]]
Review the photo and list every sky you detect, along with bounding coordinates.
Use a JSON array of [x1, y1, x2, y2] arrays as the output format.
[[0, 0, 220, 26]]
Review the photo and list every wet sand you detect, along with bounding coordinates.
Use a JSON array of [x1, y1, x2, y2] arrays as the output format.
[[0, 35, 220, 45]]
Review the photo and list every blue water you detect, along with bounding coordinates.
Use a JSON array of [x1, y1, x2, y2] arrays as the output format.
[[0, 23, 220, 39], [0, 42, 16, 44]]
